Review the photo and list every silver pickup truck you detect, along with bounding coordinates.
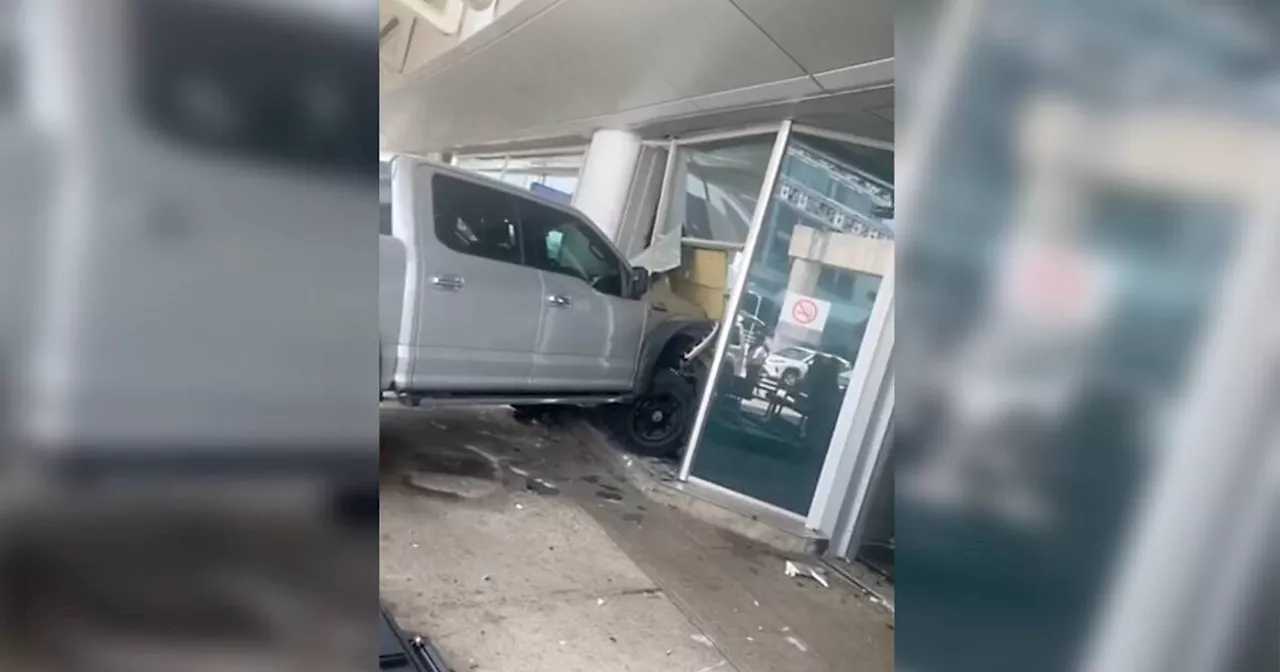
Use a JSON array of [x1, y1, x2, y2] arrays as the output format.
[[380, 157, 713, 456]]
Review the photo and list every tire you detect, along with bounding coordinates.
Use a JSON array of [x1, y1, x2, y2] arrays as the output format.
[[613, 369, 696, 458]]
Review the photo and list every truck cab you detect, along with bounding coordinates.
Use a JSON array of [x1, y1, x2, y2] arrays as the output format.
[[379, 156, 716, 457], [381, 156, 658, 400]]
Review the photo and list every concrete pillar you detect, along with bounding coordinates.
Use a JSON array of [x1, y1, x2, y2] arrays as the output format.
[[459, 2, 496, 39], [787, 259, 822, 295], [572, 129, 642, 242]]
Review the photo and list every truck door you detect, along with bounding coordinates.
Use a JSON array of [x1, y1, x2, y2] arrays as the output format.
[[394, 165, 543, 392], [517, 199, 646, 392]]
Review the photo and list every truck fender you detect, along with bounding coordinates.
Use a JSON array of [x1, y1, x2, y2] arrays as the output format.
[[634, 317, 715, 393]]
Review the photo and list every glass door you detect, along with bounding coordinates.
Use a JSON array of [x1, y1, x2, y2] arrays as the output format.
[[682, 127, 895, 516]]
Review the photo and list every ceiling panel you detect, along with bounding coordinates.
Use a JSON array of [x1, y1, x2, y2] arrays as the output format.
[[384, 0, 809, 150], [811, 58, 894, 93], [731, 0, 893, 74], [381, 0, 894, 152]]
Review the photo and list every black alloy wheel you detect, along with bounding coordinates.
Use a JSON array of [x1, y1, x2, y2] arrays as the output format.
[[631, 393, 684, 445], [617, 369, 695, 458]]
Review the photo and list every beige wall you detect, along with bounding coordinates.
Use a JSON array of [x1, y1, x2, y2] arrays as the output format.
[[786, 225, 893, 297], [789, 225, 893, 277]]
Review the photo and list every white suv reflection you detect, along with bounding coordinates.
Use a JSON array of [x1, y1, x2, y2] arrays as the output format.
[[762, 347, 852, 388]]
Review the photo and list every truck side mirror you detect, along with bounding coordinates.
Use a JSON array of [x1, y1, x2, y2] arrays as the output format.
[[629, 267, 651, 298]]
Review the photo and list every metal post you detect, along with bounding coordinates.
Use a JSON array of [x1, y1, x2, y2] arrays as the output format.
[[832, 378, 895, 557], [678, 120, 793, 481], [807, 277, 895, 534], [647, 139, 679, 248]]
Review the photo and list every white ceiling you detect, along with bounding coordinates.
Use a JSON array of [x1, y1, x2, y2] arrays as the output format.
[[381, 0, 893, 153]]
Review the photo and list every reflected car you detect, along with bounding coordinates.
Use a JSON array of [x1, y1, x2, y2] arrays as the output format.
[[762, 347, 852, 388]]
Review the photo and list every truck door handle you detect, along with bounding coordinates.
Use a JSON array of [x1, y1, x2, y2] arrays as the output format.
[[547, 294, 572, 307], [430, 275, 464, 291]]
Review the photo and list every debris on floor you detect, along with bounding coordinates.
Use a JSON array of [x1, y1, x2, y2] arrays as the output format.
[[525, 476, 561, 495], [382, 406, 892, 672], [784, 560, 830, 588]]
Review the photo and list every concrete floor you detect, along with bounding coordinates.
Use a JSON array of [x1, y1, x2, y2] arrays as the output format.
[[379, 405, 892, 672]]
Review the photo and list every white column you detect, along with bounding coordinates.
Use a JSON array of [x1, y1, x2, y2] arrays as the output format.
[[571, 129, 642, 242], [459, 1, 496, 40]]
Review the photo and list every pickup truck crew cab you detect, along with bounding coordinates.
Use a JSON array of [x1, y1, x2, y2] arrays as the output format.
[[380, 157, 712, 456]]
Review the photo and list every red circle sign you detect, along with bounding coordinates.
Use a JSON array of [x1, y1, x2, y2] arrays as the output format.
[[791, 298, 819, 325]]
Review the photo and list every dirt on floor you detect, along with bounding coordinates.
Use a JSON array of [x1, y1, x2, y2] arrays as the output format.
[[379, 404, 892, 672]]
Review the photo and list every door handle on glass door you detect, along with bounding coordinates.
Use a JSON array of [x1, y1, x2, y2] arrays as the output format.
[[547, 295, 572, 307], [430, 275, 465, 291]]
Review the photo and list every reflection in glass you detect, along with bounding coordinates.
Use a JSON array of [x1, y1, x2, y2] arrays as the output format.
[[657, 136, 779, 245], [690, 134, 894, 515]]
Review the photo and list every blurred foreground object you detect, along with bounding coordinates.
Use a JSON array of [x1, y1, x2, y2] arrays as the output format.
[[16, 0, 377, 475], [896, 1, 1279, 672], [0, 0, 378, 670], [380, 605, 450, 672]]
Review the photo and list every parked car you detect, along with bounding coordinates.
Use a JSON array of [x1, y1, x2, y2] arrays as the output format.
[[380, 157, 714, 457], [762, 346, 852, 388]]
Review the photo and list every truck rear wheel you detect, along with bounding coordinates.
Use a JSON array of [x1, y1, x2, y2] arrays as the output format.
[[613, 369, 696, 458]]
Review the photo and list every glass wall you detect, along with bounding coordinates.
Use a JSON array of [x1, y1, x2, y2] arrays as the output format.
[[626, 132, 780, 322], [454, 152, 584, 204], [656, 136, 780, 246], [685, 130, 895, 515]]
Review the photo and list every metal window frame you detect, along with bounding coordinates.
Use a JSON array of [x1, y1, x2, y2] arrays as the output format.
[[832, 371, 895, 558], [676, 118, 903, 535], [807, 269, 896, 538], [687, 475, 809, 524], [639, 123, 788, 148], [793, 124, 896, 153], [453, 145, 590, 161], [645, 139, 680, 248], [678, 120, 793, 481], [645, 126, 785, 250]]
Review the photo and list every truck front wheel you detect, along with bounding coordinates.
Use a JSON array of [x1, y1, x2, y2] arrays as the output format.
[[614, 369, 696, 458]]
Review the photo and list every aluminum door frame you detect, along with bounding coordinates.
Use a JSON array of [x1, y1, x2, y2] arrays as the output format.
[[806, 273, 895, 542], [678, 120, 793, 481], [676, 118, 901, 535]]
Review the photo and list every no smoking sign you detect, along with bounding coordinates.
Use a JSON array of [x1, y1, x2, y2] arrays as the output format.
[[792, 298, 820, 325], [781, 292, 831, 332]]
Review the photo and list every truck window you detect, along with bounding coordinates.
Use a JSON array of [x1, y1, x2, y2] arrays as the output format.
[[519, 200, 624, 297], [431, 174, 522, 266]]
